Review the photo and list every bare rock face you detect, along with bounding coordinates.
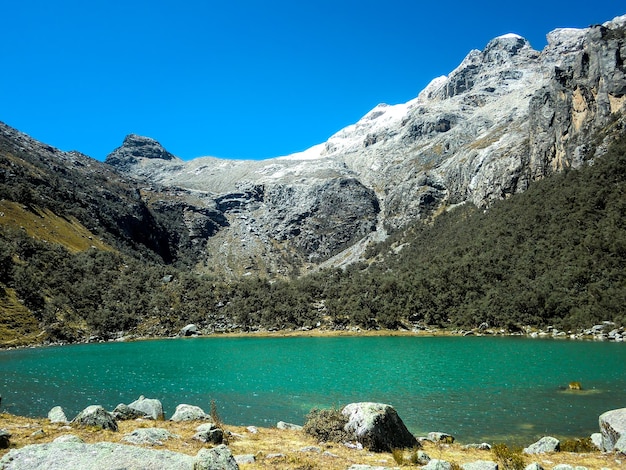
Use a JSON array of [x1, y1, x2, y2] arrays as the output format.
[[105, 134, 179, 171], [102, 14, 626, 276]]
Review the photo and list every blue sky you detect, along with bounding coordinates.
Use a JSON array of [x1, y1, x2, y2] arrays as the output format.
[[1, 1, 624, 161]]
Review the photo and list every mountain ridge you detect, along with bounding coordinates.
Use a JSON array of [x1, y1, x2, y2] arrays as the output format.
[[103, 14, 626, 276]]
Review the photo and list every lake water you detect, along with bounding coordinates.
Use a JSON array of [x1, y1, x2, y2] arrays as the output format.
[[1, 336, 624, 445]]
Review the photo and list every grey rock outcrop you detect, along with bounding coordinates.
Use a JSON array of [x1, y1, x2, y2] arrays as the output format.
[[523, 436, 560, 454], [193, 444, 239, 470], [180, 324, 199, 336], [71, 405, 118, 431], [127, 396, 165, 420], [112, 403, 146, 420], [599, 407, 626, 452], [341, 402, 418, 452], [0, 442, 194, 470], [47, 406, 68, 424], [170, 403, 210, 422], [105, 134, 179, 171]]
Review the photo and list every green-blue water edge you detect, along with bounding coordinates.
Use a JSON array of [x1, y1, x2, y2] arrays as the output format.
[[1, 336, 624, 445]]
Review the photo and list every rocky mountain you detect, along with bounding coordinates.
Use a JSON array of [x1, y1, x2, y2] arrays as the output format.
[[103, 14, 626, 277]]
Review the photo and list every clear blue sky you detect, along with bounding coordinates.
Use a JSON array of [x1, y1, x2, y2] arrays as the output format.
[[1, 1, 623, 161]]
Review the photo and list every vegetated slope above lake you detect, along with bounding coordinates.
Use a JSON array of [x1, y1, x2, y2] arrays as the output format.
[[0, 126, 624, 345]]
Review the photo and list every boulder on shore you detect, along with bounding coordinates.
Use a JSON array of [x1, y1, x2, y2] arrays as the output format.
[[71, 405, 118, 432], [599, 407, 626, 452], [47, 406, 68, 424], [341, 402, 418, 452], [0, 429, 11, 449], [170, 404, 210, 422], [523, 436, 560, 454], [127, 396, 164, 420]]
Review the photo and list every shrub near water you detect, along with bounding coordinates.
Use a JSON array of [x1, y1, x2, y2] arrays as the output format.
[[492, 443, 526, 470], [302, 407, 351, 443]]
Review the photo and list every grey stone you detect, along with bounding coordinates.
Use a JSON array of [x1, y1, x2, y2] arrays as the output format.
[[112, 403, 146, 420], [193, 423, 224, 444], [414, 450, 431, 464], [128, 395, 165, 420], [616, 434, 626, 455], [523, 464, 544, 470], [170, 403, 210, 422], [0, 442, 194, 469], [193, 444, 239, 470], [599, 407, 626, 452], [47, 406, 68, 424], [461, 461, 498, 470], [427, 431, 455, 443], [71, 405, 118, 431], [342, 402, 418, 452], [523, 436, 560, 454], [422, 459, 453, 470], [276, 421, 302, 430], [52, 434, 83, 443], [0, 429, 10, 449], [299, 446, 321, 453], [246, 425, 258, 434], [462, 443, 491, 450], [234, 454, 255, 464], [122, 428, 178, 446], [590, 432, 603, 450], [180, 324, 199, 336]]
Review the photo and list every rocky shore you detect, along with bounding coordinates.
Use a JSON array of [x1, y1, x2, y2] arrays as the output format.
[[1, 399, 624, 469]]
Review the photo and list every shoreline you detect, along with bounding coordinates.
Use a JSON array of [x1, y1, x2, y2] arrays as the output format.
[[0, 412, 621, 470], [2, 323, 624, 351]]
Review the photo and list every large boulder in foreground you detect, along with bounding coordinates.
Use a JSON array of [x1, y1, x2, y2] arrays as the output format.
[[71, 405, 118, 431], [341, 402, 418, 452], [0, 442, 193, 469], [599, 407, 626, 452]]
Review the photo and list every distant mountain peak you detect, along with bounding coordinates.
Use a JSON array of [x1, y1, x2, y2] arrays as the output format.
[[105, 134, 179, 170]]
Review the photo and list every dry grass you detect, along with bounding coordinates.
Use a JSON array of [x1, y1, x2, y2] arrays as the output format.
[[0, 414, 621, 469], [0, 201, 113, 253], [0, 289, 44, 346]]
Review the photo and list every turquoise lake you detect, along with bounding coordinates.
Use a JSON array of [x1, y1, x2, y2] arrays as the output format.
[[1, 336, 624, 445]]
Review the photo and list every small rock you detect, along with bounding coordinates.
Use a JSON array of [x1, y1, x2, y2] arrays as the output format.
[[0, 429, 11, 449], [71, 405, 118, 431], [461, 460, 498, 470], [462, 443, 491, 450], [52, 434, 84, 443], [428, 431, 455, 443], [266, 453, 285, 459], [523, 464, 544, 470], [300, 446, 321, 453], [422, 459, 453, 470], [193, 423, 224, 444], [414, 450, 431, 464], [523, 436, 560, 454], [30, 429, 45, 439], [48, 406, 69, 424], [180, 324, 199, 336], [590, 432, 603, 450], [170, 404, 210, 422], [246, 426, 258, 434], [276, 421, 303, 430], [235, 454, 255, 464]]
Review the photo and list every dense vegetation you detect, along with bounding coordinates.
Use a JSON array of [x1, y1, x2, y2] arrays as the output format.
[[1, 131, 625, 344]]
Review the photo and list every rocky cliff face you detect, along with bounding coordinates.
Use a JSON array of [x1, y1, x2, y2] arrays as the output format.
[[37, 14, 626, 276]]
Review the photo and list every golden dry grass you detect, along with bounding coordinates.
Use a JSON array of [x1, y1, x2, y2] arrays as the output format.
[[0, 413, 621, 469], [0, 201, 113, 253]]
